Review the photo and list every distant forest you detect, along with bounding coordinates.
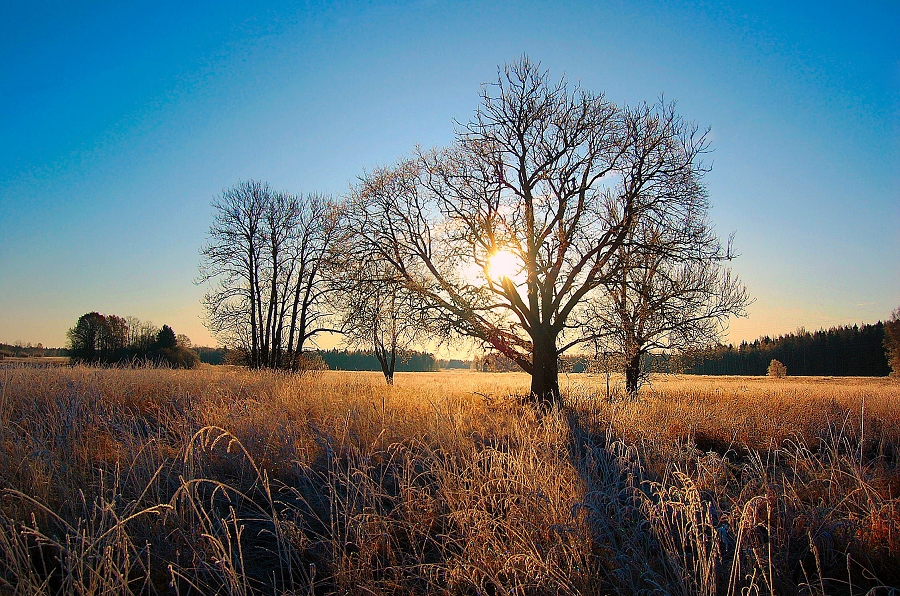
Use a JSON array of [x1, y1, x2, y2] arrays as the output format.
[[682, 322, 891, 376], [317, 349, 438, 372], [140, 320, 900, 378], [193, 348, 448, 371], [3, 320, 894, 377], [0, 343, 68, 358], [0, 343, 452, 373]]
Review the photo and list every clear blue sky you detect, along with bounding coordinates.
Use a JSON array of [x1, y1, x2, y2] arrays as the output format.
[[1, 0, 898, 348]]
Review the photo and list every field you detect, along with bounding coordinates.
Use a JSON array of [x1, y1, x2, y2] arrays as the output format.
[[0, 365, 897, 595]]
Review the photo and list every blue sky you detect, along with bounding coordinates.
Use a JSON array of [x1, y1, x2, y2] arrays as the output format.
[[1, 0, 898, 349]]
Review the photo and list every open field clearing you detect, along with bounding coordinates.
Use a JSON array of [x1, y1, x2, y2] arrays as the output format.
[[0, 366, 897, 594], [0, 358, 70, 368]]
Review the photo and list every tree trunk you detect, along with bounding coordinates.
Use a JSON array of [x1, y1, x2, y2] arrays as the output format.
[[248, 265, 259, 368], [625, 351, 643, 396], [285, 265, 306, 368], [530, 332, 560, 406], [373, 342, 395, 386]]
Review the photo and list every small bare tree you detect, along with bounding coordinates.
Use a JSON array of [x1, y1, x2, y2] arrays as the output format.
[[583, 195, 751, 395], [125, 316, 159, 357], [332, 247, 428, 385]]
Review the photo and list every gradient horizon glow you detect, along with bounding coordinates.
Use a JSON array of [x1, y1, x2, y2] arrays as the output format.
[[1, 1, 898, 350]]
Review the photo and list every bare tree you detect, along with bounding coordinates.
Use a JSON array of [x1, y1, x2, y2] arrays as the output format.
[[67, 312, 128, 363], [354, 57, 711, 405], [332, 248, 427, 384], [199, 180, 266, 365], [199, 181, 341, 369], [583, 189, 751, 395], [125, 316, 158, 357], [281, 193, 343, 369]]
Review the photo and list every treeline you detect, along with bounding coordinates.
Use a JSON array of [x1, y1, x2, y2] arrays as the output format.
[[0, 341, 231, 366], [316, 349, 438, 372], [685, 322, 891, 376], [0, 343, 67, 358], [67, 312, 199, 368], [192, 348, 463, 370], [194, 346, 226, 365], [472, 352, 591, 373], [437, 359, 470, 370]]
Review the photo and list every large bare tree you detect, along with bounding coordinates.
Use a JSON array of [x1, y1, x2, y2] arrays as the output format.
[[199, 181, 341, 368], [354, 58, 711, 404]]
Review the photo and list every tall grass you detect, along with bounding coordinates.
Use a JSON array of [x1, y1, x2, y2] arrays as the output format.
[[0, 365, 897, 594]]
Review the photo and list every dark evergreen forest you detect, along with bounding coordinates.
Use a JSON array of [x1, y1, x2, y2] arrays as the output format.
[[318, 349, 438, 372], [684, 322, 891, 376], [6, 320, 894, 378]]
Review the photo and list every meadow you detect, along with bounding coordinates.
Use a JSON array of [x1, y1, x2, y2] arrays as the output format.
[[0, 365, 897, 595]]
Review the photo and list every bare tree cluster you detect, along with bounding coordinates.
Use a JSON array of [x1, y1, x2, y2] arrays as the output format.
[[198, 58, 750, 398], [125, 316, 159, 355], [199, 181, 341, 369]]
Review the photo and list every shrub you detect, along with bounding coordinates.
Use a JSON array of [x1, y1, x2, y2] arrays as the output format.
[[885, 307, 900, 377], [155, 346, 200, 369], [293, 351, 328, 374], [768, 359, 787, 378]]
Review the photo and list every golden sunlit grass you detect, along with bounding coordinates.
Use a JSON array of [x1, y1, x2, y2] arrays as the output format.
[[0, 365, 897, 594]]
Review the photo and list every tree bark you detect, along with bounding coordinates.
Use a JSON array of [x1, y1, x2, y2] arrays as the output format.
[[374, 347, 395, 385], [373, 334, 396, 386], [530, 331, 560, 406], [625, 351, 643, 396]]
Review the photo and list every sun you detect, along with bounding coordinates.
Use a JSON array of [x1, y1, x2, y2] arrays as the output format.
[[487, 250, 523, 282]]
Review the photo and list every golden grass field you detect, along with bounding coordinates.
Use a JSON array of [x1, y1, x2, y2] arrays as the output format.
[[0, 365, 897, 595]]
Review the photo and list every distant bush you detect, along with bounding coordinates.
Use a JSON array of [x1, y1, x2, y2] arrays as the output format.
[[885, 307, 900, 377], [65, 312, 198, 368], [768, 359, 787, 378], [155, 346, 200, 369], [294, 352, 328, 375]]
